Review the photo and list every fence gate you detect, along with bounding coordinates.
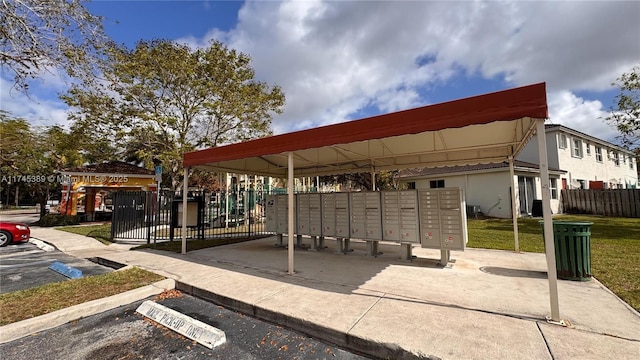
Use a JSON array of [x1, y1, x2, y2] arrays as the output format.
[[111, 191, 156, 241], [111, 189, 270, 242]]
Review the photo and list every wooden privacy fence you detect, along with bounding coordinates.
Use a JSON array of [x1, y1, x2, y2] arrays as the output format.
[[561, 189, 640, 218]]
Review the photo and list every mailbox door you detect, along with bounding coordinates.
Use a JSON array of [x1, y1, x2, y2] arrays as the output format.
[[322, 193, 336, 237], [308, 193, 322, 236]]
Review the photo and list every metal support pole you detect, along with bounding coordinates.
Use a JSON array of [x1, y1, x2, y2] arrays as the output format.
[[509, 156, 520, 253], [371, 167, 376, 191], [287, 152, 295, 274], [225, 173, 230, 229], [182, 167, 188, 255], [154, 180, 160, 249], [537, 119, 561, 323]]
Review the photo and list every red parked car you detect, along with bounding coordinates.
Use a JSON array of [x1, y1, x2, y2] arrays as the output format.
[[0, 222, 31, 247]]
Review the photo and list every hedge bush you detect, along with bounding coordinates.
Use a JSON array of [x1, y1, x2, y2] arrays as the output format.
[[34, 214, 81, 227]]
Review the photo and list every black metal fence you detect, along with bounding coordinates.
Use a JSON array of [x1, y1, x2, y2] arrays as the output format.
[[111, 189, 271, 242]]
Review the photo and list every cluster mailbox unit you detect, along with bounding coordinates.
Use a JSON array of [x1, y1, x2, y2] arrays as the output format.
[[382, 190, 421, 259], [296, 193, 323, 250], [417, 188, 467, 263], [265, 188, 467, 263], [349, 192, 382, 255], [267, 194, 296, 247], [321, 193, 351, 253]]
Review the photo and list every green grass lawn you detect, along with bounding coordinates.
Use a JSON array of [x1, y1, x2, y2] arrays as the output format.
[[0, 267, 164, 325], [467, 215, 640, 311], [56, 224, 113, 245]]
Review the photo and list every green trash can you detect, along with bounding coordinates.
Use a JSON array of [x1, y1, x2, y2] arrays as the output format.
[[540, 221, 593, 281]]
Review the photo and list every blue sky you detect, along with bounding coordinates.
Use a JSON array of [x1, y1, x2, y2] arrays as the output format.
[[2, 0, 639, 143]]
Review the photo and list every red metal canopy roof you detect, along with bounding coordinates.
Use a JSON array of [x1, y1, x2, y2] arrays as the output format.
[[184, 83, 547, 177]]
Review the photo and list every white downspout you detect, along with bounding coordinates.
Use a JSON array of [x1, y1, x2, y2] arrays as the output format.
[[509, 156, 520, 252], [537, 119, 562, 323]]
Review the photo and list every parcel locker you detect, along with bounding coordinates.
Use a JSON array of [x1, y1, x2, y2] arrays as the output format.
[[334, 193, 350, 237], [276, 194, 296, 234], [321, 193, 336, 237], [308, 193, 322, 236], [364, 192, 382, 240], [265, 195, 277, 232], [349, 192, 367, 238], [418, 190, 441, 248], [382, 191, 400, 241], [296, 193, 311, 235], [399, 190, 419, 243], [382, 190, 419, 243]]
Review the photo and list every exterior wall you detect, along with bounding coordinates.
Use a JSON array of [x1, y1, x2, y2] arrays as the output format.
[[518, 129, 638, 189], [518, 132, 559, 168], [404, 170, 562, 218], [466, 172, 514, 219]]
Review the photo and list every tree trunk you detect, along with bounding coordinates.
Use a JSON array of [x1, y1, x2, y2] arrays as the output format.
[[37, 185, 48, 218]]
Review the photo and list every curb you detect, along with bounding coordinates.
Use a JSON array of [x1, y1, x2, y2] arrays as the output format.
[[175, 282, 436, 360], [28, 238, 55, 252], [0, 278, 175, 344]]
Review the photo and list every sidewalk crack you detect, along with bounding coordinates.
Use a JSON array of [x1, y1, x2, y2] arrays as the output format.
[[346, 293, 386, 334], [536, 322, 555, 360]]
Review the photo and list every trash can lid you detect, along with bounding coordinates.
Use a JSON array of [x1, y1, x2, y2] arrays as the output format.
[[550, 221, 593, 225], [538, 220, 593, 225]]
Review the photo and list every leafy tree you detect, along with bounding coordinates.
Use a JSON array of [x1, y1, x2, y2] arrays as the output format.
[[62, 39, 285, 190], [0, 112, 82, 216], [320, 171, 398, 191], [0, 0, 108, 93], [607, 64, 640, 149], [0, 112, 32, 207]]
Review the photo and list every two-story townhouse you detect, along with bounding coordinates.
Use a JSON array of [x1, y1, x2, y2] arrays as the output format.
[[398, 124, 638, 218], [517, 125, 638, 190]]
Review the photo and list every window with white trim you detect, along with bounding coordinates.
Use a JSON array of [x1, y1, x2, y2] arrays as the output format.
[[559, 134, 568, 149], [550, 178, 558, 200], [614, 152, 620, 166], [595, 146, 603, 162], [630, 158, 635, 170], [586, 143, 591, 155], [572, 139, 583, 158]]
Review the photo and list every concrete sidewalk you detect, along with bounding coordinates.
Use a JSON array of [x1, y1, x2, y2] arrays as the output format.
[[26, 228, 640, 359]]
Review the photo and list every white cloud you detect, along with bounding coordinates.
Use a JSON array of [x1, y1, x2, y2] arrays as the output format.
[[0, 76, 70, 128], [4, 0, 639, 140], [208, 0, 640, 134], [548, 91, 618, 143]]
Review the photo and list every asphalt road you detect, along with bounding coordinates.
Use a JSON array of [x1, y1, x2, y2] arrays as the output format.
[[0, 293, 371, 360], [0, 241, 114, 294], [0, 212, 40, 225], [0, 220, 372, 359]]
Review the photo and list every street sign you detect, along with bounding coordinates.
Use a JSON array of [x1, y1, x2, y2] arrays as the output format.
[[155, 165, 162, 181]]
